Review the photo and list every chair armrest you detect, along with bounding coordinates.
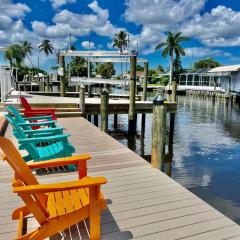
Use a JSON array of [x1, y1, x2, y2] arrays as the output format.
[[23, 127, 63, 134], [13, 176, 107, 194], [23, 115, 53, 121], [18, 120, 57, 127], [27, 154, 91, 169], [18, 133, 70, 144]]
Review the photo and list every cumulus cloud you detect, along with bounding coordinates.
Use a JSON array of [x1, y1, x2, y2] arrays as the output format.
[[32, 0, 120, 41], [124, 0, 240, 56], [185, 47, 232, 58], [81, 41, 95, 49], [0, 0, 31, 18], [125, 0, 206, 30], [50, 0, 76, 9], [0, 1, 32, 47], [181, 6, 240, 47]]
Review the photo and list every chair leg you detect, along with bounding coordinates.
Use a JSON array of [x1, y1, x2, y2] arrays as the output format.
[[89, 186, 101, 240]]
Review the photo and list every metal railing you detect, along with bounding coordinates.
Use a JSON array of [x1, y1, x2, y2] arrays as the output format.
[[0, 67, 12, 102]]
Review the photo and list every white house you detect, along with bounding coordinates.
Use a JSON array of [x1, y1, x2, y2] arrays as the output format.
[[179, 64, 240, 93]]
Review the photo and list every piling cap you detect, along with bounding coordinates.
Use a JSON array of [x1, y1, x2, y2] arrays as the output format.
[[153, 87, 166, 105]]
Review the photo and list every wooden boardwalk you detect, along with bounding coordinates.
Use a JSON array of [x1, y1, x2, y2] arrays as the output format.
[[1, 117, 240, 239]]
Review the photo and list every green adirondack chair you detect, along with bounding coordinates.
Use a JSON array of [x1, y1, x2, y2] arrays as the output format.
[[5, 114, 75, 164], [7, 105, 63, 138]]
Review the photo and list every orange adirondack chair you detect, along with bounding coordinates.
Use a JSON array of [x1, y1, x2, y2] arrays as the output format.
[[0, 137, 107, 240]]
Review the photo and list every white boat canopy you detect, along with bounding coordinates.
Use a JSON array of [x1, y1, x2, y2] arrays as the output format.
[[59, 50, 137, 57], [69, 77, 126, 86]]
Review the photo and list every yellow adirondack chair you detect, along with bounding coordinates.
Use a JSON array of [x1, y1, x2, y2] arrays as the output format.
[[0, 137, 107, 240]]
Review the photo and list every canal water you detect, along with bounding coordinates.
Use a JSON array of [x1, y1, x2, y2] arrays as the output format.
[[102, 93, 240, 224]]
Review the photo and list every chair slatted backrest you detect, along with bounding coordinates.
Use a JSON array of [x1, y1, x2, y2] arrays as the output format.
[[4, 114, 39, 159], [20, 96, 32, 111], [0, 137, 49, 224], [7, 105, 31, 130]]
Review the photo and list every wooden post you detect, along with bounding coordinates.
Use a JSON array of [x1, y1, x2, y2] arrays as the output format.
[[128, 55, 137, 135], [101, 88, 109, 132], [79, 84, 85, 116], [59, 55, 65, 97], [171, 80, 177, 102], [165, 112, 175, 177], [94, 115, 99, 126], [87, 115, 92, 122], [114, 114, 118, 129], [151, 88, 166, 170], [141, 62, 148, 136], [47, 75, 50, 92], [88, 85, 92, 98], [142, 62, 148, 101]]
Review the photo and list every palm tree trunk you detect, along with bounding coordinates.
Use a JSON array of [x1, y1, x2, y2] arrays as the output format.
[[27, 55, 34, 68], [169, 54, 173, 84]]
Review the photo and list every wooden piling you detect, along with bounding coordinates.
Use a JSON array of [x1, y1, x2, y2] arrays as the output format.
[[101, 88, 109, 132], [114, 114, 118, 129], [165, 112, 175, 177], [87, 115, 92, 122], [142, 62, 149, 101], [59, 55, 65, 97], [128, 55, 137, 135], [94, 115, 99, 126], [79, 84, 85, 116], [151, 91, 166, 170], [141, 62, 148, 137]]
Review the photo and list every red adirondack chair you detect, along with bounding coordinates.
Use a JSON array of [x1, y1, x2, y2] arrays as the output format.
[[20, 96, 57, 120]]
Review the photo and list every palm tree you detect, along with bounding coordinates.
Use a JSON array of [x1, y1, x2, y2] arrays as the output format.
[[113, 30, 128, 78], [38, 39, 54, 68], [39, 39, 54, 56], [155, 32, 189, 84], [21, 41, 34, 68], [4, 44, 25, 72], [113, 31, 128, 53]]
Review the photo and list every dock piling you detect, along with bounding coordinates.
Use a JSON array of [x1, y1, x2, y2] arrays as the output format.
[[114, 114, 118, 129], [94, 115, 99, 126], [101, 88, 109, 132], [79, 84, 85, 116], [151, 88, 166, 170], [128, 55, 137, 135], [59, 55, 65, 97]]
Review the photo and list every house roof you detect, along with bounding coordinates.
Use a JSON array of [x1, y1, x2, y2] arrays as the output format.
[[208, 64, 240, 73]]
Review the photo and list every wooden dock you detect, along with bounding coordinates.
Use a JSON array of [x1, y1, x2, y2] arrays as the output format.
[[1, 117, 240, 239], [6, 92, 177, 117]]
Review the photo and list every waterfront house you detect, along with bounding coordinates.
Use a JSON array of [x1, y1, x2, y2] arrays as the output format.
[[179, 64, 240, 93]]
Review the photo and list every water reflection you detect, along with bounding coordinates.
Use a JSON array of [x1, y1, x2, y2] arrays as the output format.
[[106, 95, 240, 224]]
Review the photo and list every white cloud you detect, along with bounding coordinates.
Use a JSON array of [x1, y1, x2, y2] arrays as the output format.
[[185, 47, 232, 58], [124, 0, 240, 56], [181, 6, 240, 47], [81, 41, 95, 49], [0, 0, 31, 18], [50, 0, 76, 9], [125, 0, 206, 30], [32, 0, 121, 41]]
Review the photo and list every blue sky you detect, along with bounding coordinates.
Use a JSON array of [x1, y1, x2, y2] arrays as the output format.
[[1, 0, 240, 72]]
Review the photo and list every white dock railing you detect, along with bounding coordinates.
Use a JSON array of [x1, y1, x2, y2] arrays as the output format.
[[0, 67, 12, 102]]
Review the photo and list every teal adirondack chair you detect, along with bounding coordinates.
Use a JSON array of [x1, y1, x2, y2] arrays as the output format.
[[5, 114, 75, 164], [7, 105, 63, 138]]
